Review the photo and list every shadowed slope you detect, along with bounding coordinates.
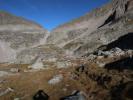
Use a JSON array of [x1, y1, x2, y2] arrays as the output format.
[[106, 32, 133, 50]]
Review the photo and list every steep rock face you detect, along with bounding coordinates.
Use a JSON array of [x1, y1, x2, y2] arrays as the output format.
[[47, 0, 133, 57], [0, 11, 48, 63], [112, 0, 130, 19]]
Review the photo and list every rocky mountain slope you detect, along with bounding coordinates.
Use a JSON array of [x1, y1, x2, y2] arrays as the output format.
[[47, 0, 133, 57], [0, 11, 48, 63], [0, 11, 43, 31], [0, 0, 132, 64]]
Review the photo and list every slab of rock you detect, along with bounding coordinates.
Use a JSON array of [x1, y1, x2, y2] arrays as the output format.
[[14, 98, 20, 100], [10, 68, 19, 73], [28, 62, 44, 70], [56, 61, 71, 69], [0, 71, 11, 77], [60, 91, 86, 100], [48, 74, 63, 85]]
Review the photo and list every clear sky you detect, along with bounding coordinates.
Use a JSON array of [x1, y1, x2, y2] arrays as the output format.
[[0, 0, 110, 30]]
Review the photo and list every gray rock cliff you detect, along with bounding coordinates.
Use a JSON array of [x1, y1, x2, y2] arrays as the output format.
[[47, 0, 133, 56]]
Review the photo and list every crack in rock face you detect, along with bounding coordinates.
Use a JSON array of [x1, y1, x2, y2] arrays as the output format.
[[112, 0, 130, 19]]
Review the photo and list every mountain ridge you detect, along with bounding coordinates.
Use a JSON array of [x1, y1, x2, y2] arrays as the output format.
[[0, 11, 48, 63], [0, 0, 132, 63]]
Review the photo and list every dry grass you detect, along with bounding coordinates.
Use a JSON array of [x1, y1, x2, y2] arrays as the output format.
[[0, 54, 132, 100], [0, 64, 84, 100]]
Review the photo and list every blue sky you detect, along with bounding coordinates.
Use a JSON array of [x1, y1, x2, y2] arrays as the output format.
[[0, 0, 110, 30]]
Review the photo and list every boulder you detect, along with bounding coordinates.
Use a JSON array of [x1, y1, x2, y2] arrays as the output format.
[[87, 54, 96, 60], [48, 74, 63, 85], [28, 61, 44, 70], [0, 71, 11, 77], [10, 68, 19, 73], [33, 90, 49, 100], [14, 98, 20, 100], [60, 91, 86, 100], [56, 61, 71, 69]]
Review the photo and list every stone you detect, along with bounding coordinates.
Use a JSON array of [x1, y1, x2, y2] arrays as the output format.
[[56, 61, 71, 69], [95, 47, 125, 58], [95, 50, 113, 58], [48, 74, 63, 85], [103, 51, 113, 57], [88, 54, 96, 60], [96, 61, 105, 67], [126, 50, 133, 58], [14, 98, 20, 100], [96, 56, 104, 59], [10, 68, 19, 73], [33, 90, 49, 100], [97, 50, 104, 56], [28, 61, 44, 70], [60, 91, 86, 100], [0, 71, 10, 77], [76, 64, 85, 73], [112, 47, 122, 52]]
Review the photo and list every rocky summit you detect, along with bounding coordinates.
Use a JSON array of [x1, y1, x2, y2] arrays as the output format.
[[0, 0, 133, 100]]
